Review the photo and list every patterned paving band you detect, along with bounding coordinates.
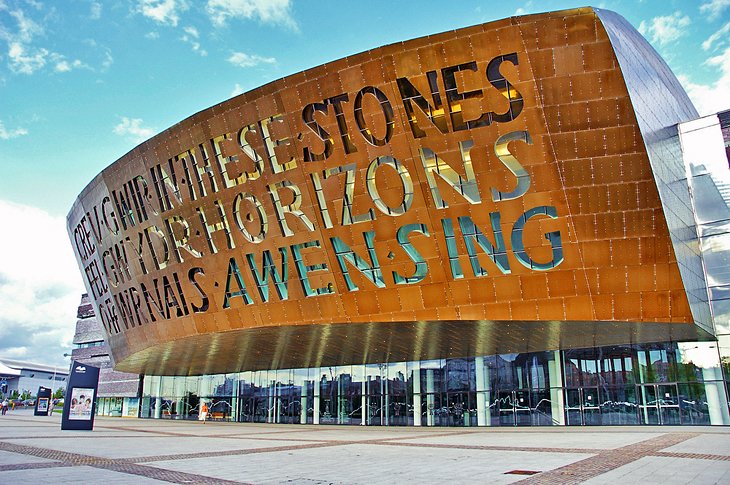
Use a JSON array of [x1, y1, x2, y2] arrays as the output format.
[[515, 433, 701, 484], [1, 419, 724, 484]]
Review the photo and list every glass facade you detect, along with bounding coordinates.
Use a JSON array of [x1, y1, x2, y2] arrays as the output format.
[[679, 110, 730, 421], [96, 396, 140, 417], [139, 341, 729, 426]]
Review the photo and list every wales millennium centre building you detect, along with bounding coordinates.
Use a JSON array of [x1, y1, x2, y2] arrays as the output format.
[[68, 8, 730, 426]]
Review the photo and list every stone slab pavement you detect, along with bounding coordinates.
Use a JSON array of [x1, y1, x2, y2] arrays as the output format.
[[0, 408, 728, 484]]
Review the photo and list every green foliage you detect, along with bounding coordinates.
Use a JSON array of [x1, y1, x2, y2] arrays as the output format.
[[53, 387, 64, 399]]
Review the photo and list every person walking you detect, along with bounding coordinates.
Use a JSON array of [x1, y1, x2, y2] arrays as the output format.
[[1, 399, 8, 415], [199, 401, 208, 423]]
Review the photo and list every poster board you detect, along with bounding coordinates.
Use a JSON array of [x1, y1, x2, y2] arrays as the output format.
[[61, 362, 100, 431], [34, 386, 52, 416]]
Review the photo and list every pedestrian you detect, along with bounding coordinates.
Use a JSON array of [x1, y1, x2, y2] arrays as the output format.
[[48, 399, 55, 416], [1, 398, 8, 415], [199, 401, 208, 423]]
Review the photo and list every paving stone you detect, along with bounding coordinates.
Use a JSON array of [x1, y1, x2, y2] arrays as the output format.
[[1, 409, 729, 484]]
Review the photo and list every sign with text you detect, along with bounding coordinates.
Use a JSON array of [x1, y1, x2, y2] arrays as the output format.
[[34, 386, 51, 416], [61, 362, 100, 431]]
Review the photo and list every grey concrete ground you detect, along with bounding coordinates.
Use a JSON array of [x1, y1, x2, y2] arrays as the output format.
[[0, 409, 728, 484]]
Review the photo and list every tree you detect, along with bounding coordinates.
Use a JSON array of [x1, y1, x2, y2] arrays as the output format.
[[53, 387, 64, 399]]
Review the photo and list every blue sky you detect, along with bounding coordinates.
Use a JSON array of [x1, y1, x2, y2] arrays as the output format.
[[0, 0, 729, 367]]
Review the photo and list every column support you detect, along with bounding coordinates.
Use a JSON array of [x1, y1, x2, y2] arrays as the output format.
[[154, 377, 162, 419], [548, 350, 565, 426], [426, 369, 435, 426], [703, 366, 730, 425], [300, 382, 308, 424], [413, 361, 421, 426], [475, 356, 490, 426], [361, 366, 367, 425], [313, 370, 320, 425]]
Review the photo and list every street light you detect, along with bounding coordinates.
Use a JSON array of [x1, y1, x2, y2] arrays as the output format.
[[53, 353, 74, 400]]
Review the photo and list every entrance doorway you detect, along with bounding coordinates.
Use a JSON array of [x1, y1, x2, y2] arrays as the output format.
[[565, 387, 600, 425], [637, 383, 681, 425], [497, 389, 531, 426]]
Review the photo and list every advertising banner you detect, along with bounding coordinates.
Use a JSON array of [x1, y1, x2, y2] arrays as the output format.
[[68, 387, 95, 420], [61, 362, 100, 431], [34, 386, 52, 416]]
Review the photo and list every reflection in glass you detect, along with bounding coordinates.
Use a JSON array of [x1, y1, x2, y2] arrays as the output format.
[[140, 342, 726, 426]]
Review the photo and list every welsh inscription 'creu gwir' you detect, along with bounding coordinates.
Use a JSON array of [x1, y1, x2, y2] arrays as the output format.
[[68, 7, 710, 376]]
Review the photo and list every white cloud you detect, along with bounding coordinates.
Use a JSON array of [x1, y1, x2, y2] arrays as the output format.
[[678, 46, 730, 115], [100, 49, 113, 70], [1, 5, 94, 75], [513, 1, 533, 16], [638, 11, 691, 46], [703, 22, 730, 51], [2, 346, 29, 358], [145, 31, 160, 39], [206, 0, 297, 30], [0, 200, 85, 368], [0, 120, 28, 139], [231, 82, 244, 97], [227, 51, 275, 68], [24, 0, 42, 10], [53, 57, 87, 73], [700, 0, 730, 19], [180, 25, 207, 56], [113, 116, 156, 143], [8, 41, 48, 74], [138, 0, 188, 27], [8, 8, 43, 43], [90, 1, 102, 19]]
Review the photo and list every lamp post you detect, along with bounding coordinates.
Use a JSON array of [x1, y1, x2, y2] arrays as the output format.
[[57, 353, 73, 400]]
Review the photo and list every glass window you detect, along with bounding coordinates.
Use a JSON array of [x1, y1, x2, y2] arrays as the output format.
[[635, 344, 676, 383], [445, 358, 474, 392], [419, 359, 445, 394], [160, 376, 175, 396]]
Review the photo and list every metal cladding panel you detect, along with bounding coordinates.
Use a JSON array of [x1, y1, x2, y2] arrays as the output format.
[[67, 8, 712, 376], [595, 9, 712, 333]]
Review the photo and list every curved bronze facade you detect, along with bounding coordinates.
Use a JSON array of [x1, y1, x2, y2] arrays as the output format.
[[67, 8, 712, 376]]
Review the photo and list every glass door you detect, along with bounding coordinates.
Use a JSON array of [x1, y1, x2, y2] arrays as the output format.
[[497, 390, 515, 426], [496, 390, 532, 426], [658, 384, 681, 425], [582, 387, 600, 425], [565, 388, 582, 425], [513, 390, 531, 426], [638, 383, 680, 425], [446, 392, 470, 426], [367, 394, 383, 425], [564, 387, 600, 425]]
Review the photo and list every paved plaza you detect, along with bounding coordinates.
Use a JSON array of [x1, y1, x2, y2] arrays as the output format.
[[0, 409, 729, 484]]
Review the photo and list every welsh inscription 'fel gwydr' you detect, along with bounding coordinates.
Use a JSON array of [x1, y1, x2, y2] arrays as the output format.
[[69, 51, 565, 337]]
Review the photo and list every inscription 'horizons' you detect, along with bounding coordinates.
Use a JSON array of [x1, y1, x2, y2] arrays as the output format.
[[70, 52, 564, 337]]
